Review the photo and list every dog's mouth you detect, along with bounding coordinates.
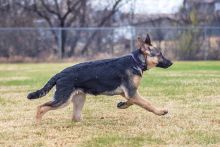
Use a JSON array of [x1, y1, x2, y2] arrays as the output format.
[[156, 60, 173, 68], [164, 61, 173, 68]]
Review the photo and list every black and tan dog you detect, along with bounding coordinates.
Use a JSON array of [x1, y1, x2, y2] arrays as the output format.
[[27, 34, 172, 123]]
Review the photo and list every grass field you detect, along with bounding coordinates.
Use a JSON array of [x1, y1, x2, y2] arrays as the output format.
[[0, 62, 220, 146]]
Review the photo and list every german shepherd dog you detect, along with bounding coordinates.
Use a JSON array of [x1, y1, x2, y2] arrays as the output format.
[[27, 34, 173, 123]]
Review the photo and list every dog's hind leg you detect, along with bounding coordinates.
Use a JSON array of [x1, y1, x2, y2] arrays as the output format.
[[36, 100, 69, 124], [36, 85, 73, 124], [71, 90, 86, 122]]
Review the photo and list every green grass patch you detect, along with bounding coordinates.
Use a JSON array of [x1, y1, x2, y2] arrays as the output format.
[[185, 130, 220, 144], [84, 134, 156, 147]]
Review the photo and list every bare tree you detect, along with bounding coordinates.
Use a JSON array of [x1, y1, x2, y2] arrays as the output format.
[[17, 0, 86, 58], [0, 0, 35, 27], [80, 0, 124, 54], [17, 0, 128, 57], [177, 2, 204, 60]]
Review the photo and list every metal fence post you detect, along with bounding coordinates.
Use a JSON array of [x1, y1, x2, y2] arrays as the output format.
[[204, 27, 208, 60], [111, 28, 114, 55], [58, 28, 62, 59], [130, 26, 136, 51]]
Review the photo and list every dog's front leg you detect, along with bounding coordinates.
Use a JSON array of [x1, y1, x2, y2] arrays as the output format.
[[117, 93, 133, 109], [117, 101, 133, 109], [128, 91, 168, 116]]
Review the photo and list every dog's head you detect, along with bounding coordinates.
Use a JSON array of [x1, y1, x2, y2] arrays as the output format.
[[137, 34, 173, 69]]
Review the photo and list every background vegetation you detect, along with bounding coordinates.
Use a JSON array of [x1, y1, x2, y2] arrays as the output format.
[[0, 0, 220, 61]]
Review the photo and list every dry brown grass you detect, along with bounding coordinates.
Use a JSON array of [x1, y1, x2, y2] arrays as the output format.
[[0, 62, 220, 146]]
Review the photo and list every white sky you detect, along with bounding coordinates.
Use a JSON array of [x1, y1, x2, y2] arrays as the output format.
[[93, 0, 184, 14], [125, 0, 183, 14]]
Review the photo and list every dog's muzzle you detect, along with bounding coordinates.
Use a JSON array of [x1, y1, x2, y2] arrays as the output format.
[[156, 59, 173, 69]]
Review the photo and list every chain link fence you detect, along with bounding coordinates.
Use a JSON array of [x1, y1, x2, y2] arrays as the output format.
[[0, 27, 219, 61]]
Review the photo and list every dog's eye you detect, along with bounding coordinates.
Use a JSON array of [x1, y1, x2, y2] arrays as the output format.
[[147, 47, 152, 51], [150, 52, 157, 56]]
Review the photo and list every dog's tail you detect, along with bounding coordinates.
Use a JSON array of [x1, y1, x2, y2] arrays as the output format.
[[27, 75, 58, 100]]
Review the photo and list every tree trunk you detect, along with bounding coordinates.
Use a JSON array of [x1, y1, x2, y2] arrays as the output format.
[[68, 36, 79, 57], [60, 20, 67, 58], [60, 29, 66, 58], [81, 31, 98, 55]]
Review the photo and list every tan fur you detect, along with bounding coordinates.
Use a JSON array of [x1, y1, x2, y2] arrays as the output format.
[[132, 75, 141, 88], [102, 85, 124, 96], [72, 92, 86, 122], [117, 101, 133, 109], [121, 85, 129, 99], [147, 56, 159, 69], [35, 89, 85, 123], [36, 105, 52, 124]]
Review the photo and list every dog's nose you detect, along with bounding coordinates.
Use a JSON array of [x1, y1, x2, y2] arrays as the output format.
[[168, 62, 173, 66]]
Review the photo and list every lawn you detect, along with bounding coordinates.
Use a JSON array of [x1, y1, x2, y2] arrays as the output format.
[[0, 62, 220, 146]]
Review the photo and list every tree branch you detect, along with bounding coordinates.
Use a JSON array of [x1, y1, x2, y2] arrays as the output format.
[[81, 0, 125, 54], [62, 0, 81, 22], [40, 0, 61, 19]]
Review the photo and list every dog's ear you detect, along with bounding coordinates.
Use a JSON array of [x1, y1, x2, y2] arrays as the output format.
[[137, 37, 145, 48], [137, 37, 150, 55], [145, 34, 152, 46]]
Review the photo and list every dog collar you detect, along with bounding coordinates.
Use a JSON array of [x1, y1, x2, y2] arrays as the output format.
[[130, 50, 148, 71]]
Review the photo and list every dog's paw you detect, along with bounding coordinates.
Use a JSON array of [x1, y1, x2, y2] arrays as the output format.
[[157, 109, 168, 116], [117, 102, 129, 109]]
